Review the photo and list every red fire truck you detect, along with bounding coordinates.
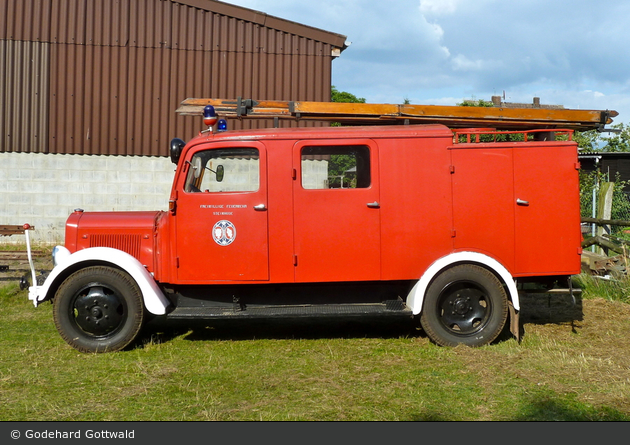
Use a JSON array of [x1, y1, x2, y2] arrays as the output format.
[[26, 101, 595, 353]]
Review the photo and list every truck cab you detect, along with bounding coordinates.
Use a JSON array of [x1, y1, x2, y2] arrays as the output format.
[[28, 121, 582, 353]]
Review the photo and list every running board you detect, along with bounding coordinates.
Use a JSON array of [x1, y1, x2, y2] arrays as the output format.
[[166, 300, 412, 320]]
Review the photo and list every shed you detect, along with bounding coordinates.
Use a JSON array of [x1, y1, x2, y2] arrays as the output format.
[[0, 0, 348, 157], [0, 0, 348, 244], [579, 152, 630, 194]]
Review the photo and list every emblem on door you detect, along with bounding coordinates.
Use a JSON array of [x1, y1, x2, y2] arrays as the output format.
[[212, 220, 237, 246]]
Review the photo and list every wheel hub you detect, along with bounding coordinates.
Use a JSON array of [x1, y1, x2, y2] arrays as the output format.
[[452, 296, 471, 316], [439, 285, 489, 334], [73, 286, 125, 336], [91, 307, 103, 318]]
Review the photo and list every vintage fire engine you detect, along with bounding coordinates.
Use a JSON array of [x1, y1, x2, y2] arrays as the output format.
[[26, 99, 617, 353]]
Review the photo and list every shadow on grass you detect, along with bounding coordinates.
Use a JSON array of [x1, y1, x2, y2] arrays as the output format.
[[409, 396, 630, 421], [517, 292, 585, 342], [140, 292, 586, 348], [137, 287, 588, 349], [512, 396, 630, 421], [142, 315, 423, 345]]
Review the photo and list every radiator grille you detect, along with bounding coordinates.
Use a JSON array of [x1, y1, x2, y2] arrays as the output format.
[[90, 234, 142, 259]]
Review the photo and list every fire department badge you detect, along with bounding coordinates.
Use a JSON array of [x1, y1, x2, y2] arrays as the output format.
[[212, 220, 236, 246]]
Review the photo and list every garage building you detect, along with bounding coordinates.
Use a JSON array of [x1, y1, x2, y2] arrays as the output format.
[[0, 0, 348, 243]]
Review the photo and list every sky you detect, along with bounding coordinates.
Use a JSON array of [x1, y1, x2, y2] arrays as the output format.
[[223, 0, 630, 128]]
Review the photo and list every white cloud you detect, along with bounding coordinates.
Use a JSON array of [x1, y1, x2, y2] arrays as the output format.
[[451, 54, 484, 72], [419, 0, 459, 15]]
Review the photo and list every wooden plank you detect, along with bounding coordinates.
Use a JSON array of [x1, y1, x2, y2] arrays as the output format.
[[175, 97, 618, 131], [581, 217, 630, 226], [0, 251, 45, 259], [0, 225, 35, 236]]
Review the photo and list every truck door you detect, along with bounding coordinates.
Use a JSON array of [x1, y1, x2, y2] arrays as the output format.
[[293, 140, 381, 282], [513, 144, 581, 275], [174, 142, 269, 282], [451, 146, 515, 269]]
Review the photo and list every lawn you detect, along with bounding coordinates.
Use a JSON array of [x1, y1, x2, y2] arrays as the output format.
[[1, 279, 629, 421]]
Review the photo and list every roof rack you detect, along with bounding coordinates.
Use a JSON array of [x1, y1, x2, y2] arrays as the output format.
[[176, 97, 618, 131]]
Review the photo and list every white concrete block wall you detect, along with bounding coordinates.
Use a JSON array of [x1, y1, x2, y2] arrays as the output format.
[[0, 152, 176, 245]]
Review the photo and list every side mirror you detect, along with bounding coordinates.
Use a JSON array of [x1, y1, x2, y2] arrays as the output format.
[[216, 165, 224, 182], [170, 138, 186, 164]]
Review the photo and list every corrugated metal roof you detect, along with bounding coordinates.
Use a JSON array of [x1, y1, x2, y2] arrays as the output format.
[[1, 0, 346, 156], [0, 0, 348, 51], [172, 0, 348, 49]]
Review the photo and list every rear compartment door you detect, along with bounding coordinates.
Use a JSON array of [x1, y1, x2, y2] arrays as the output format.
[[174, 141, 269, 282], [513, 143, 581, 275], [451, 146, 516, 269], [292, 139, 381, 282]]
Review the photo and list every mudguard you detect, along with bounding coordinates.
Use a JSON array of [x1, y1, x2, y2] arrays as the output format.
[[29, 247, 170, 315], [406, 251, 520, 315]]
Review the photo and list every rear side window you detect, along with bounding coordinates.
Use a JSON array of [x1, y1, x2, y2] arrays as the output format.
[[301, 145, 371, 190]]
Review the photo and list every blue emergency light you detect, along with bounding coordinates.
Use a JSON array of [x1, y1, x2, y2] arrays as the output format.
[[217, 119, 228, 132], [203, 105, 218, 128]]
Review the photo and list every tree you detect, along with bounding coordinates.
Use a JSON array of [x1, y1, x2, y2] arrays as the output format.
[[573, 130, 602, 151], [329, 86, 365, 127], [458, 98, 494, 107], [331, 86, 366, 103], [602, 123, 630, 152], [574, 124, 630, 152]]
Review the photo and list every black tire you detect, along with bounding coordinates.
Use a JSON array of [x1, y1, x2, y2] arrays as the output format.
[[53, 266, 145, 353], [420, 264, 508, 347]]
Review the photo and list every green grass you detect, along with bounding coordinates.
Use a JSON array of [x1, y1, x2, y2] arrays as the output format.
[[573, 273, 630, 304], [1, 283, 629, 421]]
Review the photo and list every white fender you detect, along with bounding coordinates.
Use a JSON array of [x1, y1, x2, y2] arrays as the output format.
[[406, 252, 519, 315], [29, 247, 170, 315]]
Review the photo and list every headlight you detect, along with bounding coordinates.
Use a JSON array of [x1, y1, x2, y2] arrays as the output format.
[[52, 246, 71, 267]]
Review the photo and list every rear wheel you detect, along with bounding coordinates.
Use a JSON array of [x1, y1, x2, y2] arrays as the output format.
[[420, 264, 508, 347], [53, 266, 144, 353]]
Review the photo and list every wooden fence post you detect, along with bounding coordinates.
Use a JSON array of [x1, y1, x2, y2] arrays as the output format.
[[596, 182, 615, 254]]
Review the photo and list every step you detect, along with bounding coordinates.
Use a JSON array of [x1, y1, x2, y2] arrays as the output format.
[[166, 300, 412, 320]]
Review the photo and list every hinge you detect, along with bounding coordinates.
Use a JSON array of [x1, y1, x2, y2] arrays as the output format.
[[176, 257, 180, 268], [450, 165, 455, 174], [451, 229, 457, 238], [292, 168, 297, 180], [293, 254, 298, 266], [575, 162, 581, 170]]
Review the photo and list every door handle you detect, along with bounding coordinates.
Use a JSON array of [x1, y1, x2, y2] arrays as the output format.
[[367, 201, 380, 208], [253, 204, 267, 211], [516, 199, 529, 206]]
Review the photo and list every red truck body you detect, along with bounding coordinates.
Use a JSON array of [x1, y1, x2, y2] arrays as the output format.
[[67, 124, 581, 283], [33, 123, 582, 352]]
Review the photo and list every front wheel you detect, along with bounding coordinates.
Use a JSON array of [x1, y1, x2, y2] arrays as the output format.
[[53, 266, 145, 353], [420, 264, 508, 347]]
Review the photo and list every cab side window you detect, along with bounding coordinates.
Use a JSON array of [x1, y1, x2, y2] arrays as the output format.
[[301, 145, 371, 190], [185, 148, 259, 193]]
